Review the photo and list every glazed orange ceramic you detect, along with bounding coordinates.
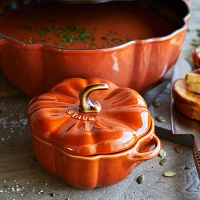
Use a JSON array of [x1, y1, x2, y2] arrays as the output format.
[[0, 0, 190, 97], [28, 77, 161, 189]]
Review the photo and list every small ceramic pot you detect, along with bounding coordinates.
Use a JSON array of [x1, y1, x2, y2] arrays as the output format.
[[28, 78, 161, 189]]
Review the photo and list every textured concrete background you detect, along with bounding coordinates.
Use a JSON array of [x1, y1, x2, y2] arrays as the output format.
[[1, 0, 200, 199]]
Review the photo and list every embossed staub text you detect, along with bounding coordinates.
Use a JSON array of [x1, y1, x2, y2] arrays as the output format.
[[66, 109, 94, 121]]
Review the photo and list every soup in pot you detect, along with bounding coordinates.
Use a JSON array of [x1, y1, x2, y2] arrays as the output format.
[[0, 1, 179, 49]]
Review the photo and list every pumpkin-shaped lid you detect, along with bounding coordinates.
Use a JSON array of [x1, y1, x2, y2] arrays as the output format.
[[28, 78, 152, 156]]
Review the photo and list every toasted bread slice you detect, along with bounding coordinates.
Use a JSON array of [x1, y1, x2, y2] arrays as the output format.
[[172, 78, 200, 121], [185, 69, 200, 94]]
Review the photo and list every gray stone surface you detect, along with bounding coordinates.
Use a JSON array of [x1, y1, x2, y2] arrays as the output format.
[[1, 0, 200, 199]]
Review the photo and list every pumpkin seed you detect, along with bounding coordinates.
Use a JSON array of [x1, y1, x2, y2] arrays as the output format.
[[175, 146, 183, 153], [163, 170, 176, 177], [152, 101, 160, 107], [191, 39, 199, 47], [191, 42, 199, 47], [159, 149, 167, 159], [197, 29, 200, 37], [156, 116, 166, 123], [159, 159, 167, 166], [136, 175, 144, 184]]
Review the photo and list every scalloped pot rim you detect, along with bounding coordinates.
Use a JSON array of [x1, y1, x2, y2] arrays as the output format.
[[0, 0, 191, 52]]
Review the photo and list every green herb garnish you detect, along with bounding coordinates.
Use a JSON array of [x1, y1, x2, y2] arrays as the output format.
[[89, 41, 96, 47], [69, 36, 76, 43], [76, 28, 84, 34], [68, 23, 76, 31], [79, 32, 90, 41], [101, 37, 108, 41], [111, 38, 122, 44], [39, 30, 46, 37], [22, 21, 32, 30], [57, 45, 64, 49], [125, 36, 131, 42]]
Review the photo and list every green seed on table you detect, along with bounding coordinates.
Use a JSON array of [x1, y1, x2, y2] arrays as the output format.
[[192, 38, 198, 42], [163, 170, 176, 177], [156, 116, 166, 123], [175, 146, 183, 153], [159, 149, 167, 159], [152, 101, 160, 107], [159, 159, 167, 166], [191, 42, 199, 47], [191, 39, 199, 47], [136, 175, 144, 184]]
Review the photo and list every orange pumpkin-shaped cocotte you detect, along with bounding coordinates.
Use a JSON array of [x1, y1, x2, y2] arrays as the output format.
[[28, 78, 161, 189]]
